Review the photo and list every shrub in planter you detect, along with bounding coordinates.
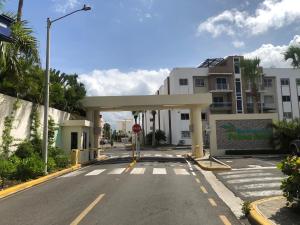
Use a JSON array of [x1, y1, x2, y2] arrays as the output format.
[[278, 155, 300, 205], [15, 155, 45, 181], [15, 141, 34, 159], [49, 147, 70, 169], [47, 157, 57, 173]]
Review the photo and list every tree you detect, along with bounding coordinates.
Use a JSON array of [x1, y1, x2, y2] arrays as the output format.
[[241, 58, 263, 113], [146, 130, 166, 145], [284, 46, 300, 68], [17, 0, 24, 22], [132, 111, 139, 123], [151, 110, 156, 147], [103, 123, 111, 140]]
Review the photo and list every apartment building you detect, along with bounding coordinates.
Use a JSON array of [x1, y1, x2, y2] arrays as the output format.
[[145, 56, 300, 145]]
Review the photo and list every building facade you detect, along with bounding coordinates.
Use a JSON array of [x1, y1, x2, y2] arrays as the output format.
[[145, 56, 300, 145]]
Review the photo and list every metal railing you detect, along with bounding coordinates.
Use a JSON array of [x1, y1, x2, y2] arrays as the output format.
[[211, 102, 232, 108], [216, 83, 229, 90]]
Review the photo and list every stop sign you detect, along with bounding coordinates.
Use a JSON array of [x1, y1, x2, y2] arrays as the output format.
[[132, 124, 142, 133]]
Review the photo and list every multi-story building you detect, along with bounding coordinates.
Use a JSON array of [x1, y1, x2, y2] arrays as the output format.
[[116, 119, 133, 136], [145, 56, 300, 145]]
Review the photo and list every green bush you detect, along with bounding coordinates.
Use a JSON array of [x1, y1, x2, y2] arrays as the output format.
[[15, 155, 45, 181], [0, 157, 15, 188], [15, 141, 34, 159], [146, 130, 167, 145], [49, 147, 70, 169], [278, 155, 300, 205], [47, 157, 56, 173]]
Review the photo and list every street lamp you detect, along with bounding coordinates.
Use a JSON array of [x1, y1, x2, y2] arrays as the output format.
[[42, 4, 91, 173]]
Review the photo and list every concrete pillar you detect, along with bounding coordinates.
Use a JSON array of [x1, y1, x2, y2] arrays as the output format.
[[86, 110, 95, 149], [94, 110, 101, 149], [190, 106, 204, 158]]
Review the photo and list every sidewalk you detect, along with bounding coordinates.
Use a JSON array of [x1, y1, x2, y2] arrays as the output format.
[[188, 153, 231, 171], [250, 196, 300, 225]]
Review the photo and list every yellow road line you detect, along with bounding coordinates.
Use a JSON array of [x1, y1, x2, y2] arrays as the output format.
[[219, 215, 231, 225], [70, 194, 105, 225], [200, 186, 208, 194], [208, 198, 217, 207], [125, 160, 136, 173], [195, 178, 200, 183]]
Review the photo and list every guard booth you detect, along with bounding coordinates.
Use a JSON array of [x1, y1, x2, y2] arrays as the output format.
[[61, 120, 98, 164]]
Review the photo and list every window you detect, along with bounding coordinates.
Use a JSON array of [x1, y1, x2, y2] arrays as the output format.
[[201, 113, 206, 121], [282, 96, 291, 102], [194, 78, 205, 87], [235, 78, 241, 94], [213, 96, 224, 103], [179, 78, 188, 86], [213, 96, 224, 107], [263, 78, 272, 88], [298, 96, 300, 102], [281, 78, 289, 86], [234, 58, 240, 74], [216, 78, 227, 89], [297, 79, 300, 86], [181, 131, 191, 138], [181, 113, 189, 120], [283, 112, 292, 119], [83, 132, 87, 149], [264, 95, 274, 104]]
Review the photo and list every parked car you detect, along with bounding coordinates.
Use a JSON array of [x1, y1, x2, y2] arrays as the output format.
[[289, 139, 300, 156]]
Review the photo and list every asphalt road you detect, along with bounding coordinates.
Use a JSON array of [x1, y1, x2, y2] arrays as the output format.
[[0, 151, 243, 225], [214, 156, 286, 202]]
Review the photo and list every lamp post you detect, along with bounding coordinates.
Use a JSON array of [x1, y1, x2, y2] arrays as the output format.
[[42, 4, 91, 174]]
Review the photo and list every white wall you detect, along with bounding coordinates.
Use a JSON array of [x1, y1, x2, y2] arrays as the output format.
[[0, 93, 70, 152]]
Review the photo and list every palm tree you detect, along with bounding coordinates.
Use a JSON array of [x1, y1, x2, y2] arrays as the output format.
[[17, 0, 24, 22], [284, 46, 300, 68], [241, 57, 263, 113], [132, 111, 138, 124], [151, 110, 156, 147]]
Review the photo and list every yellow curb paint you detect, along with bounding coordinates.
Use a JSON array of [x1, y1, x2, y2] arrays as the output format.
[[249, 196, 284, 225], [0, 165, 81, 199], [70, 193, 105, 225], [208, 198, 217, 207], [200, 186, 208, 194], [195, 178, 200, 183], [219, 215, 231, 225]]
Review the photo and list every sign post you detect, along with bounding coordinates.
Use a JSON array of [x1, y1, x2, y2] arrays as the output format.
[[132, 124, 142, 159]]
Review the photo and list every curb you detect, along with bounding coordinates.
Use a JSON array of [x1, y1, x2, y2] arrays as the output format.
[[0, 156, 109, 199], [249, 196, 284, 225], [0, 164, 81, 199], [187, 155, 231, 171]]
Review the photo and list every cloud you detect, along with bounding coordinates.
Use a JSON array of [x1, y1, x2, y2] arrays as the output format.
[[52, 0, 81, 13], [79, 68, 169, 128], [232, 40, 245, 48], [79, 68, 169, 96], [198, 0, 300, 38], [244, 35, 300, 68]]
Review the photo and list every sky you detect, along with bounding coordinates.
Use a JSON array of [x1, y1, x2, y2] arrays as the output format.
[[3, 0, 300, 125]]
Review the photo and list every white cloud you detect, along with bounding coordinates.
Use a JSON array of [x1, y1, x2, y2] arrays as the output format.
[[244, 35, 300, 68], [198, 0, 300, 37], [79, 68, 169, 128], [232, 40, 245, 48], [52, 0, 81, 13]]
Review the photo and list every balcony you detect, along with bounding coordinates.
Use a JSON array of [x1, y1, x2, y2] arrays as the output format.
[[210, 102, 232, 111], [245, 83, 265, 93], [210, 83, 232, 93], [247, 103, 276, 113]]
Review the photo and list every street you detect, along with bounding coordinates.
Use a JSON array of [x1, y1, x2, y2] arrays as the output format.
[[0, 148, 243, 225]]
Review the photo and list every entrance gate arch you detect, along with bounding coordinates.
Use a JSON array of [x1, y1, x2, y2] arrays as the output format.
[[81, 93, 212, 158]]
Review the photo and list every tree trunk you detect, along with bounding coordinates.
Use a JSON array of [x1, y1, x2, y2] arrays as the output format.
[[17, 0, 24, 22]]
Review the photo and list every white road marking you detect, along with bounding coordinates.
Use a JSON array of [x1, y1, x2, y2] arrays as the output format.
[[232, 167, 276, 171], [176, 154, 183, 158], [241, 190, 282, 197], [155, 154, 162, 157], [222, 172, 273, 179], [248, 165, 263, 168], [85, 169, 106, 176], [218, 170, 263, 176], [60, 170, 85, 178], [191, 172, 196, 176], [226, 161, 232, 163], [143, 154, 151, 157], [108, 168, 126, 175], [165, 154, 173, 157], [195, 178, 200, 183], [122, 154, 130, 158], [227, 177, 283, 184], [234, 182, 281, 190], [153, 168, 167, 174], [130, 168, 146, 175], [174, 168, 190, 175]]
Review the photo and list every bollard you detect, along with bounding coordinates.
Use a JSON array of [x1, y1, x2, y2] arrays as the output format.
[[71, 149, 79, 166]]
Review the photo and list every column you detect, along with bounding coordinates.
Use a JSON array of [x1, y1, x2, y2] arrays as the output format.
[[94, 110, 101, 149], [190, 106, 204, 158], [86, 109, 95, 149]]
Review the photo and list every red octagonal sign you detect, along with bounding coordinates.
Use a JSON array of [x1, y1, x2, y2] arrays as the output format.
[[132, 124, 142, 133]]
